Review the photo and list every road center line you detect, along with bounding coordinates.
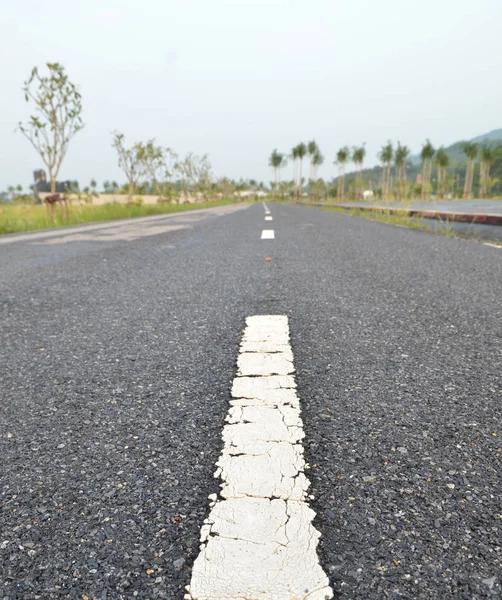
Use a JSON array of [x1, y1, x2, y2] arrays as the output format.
[[265, 215, 273, 221], [261, 229, 275, 239], [186, 316, 333, 600]]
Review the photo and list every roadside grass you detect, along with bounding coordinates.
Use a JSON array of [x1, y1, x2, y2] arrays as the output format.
[[317, 204, 460, 238], [0, 199, 241, 235]]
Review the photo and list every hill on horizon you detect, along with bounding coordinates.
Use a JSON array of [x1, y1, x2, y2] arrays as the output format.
[[409, 128, 502, 165], [470, 128, 502, 143]]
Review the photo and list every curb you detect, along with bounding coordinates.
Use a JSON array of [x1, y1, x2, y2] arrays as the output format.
[[298, 202, 502, 227]]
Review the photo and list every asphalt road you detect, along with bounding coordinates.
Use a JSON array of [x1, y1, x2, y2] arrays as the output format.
[[1, 203, 501, 599]]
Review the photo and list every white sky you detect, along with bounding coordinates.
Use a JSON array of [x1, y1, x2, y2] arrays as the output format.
[[1, 0, 501, 190]]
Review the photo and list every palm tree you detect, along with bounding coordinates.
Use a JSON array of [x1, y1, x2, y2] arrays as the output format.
[[307, 140, 319, 198], [312, 151, 324, 180], [435, 147, 449, 199], [352, 145, 366, 199], [394, 142, 410, 200], [269, 149, 283, 198], [462, 142, 477, 199], [311, 151, 324, 199], [291, 145, 299, 196], [278, 153, 287, 197], [479, 146, 495, 198], [420, 140, 435, 200], [335, 146, 349, 201], [379, 141, 393, 200], [296, 143, 307, 198]]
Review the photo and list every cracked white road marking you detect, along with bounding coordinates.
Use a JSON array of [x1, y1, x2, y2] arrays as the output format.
[[265, 215, 273, 221], [261, 229, 275, 239], [186, 315, 333, 600]]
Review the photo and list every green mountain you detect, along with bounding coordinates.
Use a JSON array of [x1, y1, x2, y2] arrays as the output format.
[[471, 128, 502, 143], [410, 129, 502, 165]]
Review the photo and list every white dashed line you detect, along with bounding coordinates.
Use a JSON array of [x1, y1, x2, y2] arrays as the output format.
[[186, 316, 333, 600], [261, 229, 275, 239], [265, 215, 273, 221], [483, 242, 502, 249]]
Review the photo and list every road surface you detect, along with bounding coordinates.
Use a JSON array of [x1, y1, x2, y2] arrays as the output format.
[[1, 203, 501, 599]]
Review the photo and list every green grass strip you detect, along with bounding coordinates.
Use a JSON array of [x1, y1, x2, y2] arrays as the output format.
[[0, 199, 241, 235]]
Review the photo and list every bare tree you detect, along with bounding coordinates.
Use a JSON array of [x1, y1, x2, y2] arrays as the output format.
[[175, 153, 212, 203], [142, 141, 177, 199], [196, 154, 213, 203], [18, 62, 84, 194], [111, 132, 145, 201]]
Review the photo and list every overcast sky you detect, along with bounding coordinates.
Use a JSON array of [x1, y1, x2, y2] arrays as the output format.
[[2, 0, 502, 190]]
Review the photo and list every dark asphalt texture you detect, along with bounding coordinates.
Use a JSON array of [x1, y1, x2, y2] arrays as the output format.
[[1, 204, 501, 599]]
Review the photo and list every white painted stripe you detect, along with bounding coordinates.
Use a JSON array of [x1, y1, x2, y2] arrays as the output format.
[[186, 315, 333, 600], [261, 229, 275, 239], [265, 215, 273, 221], [484, 242, 502, 248], [262, 202, 269, 212]]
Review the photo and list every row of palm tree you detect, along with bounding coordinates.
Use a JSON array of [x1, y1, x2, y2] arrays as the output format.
[[270, 139, 498, 201], [345, 140, 495, 200], [270, 141, 325, 198], [421, 141, 496, 199]]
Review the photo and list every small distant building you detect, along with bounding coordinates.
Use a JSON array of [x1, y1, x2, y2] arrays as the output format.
[[33, 169, 73, 200], [236, 190, 267, 199]]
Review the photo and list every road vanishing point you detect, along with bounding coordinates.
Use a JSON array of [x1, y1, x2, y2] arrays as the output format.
[[1, 203, 501, 599]]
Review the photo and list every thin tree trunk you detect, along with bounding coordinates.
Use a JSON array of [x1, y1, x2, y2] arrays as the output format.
[[293, 158, 298, 195], [485, 163, 491, 197], [463, 160, 474, 199], [338, 164, 345, 201], [298, 159, 303, 199], [50, 170, 56, 194], [309, 161, 312, 194]]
